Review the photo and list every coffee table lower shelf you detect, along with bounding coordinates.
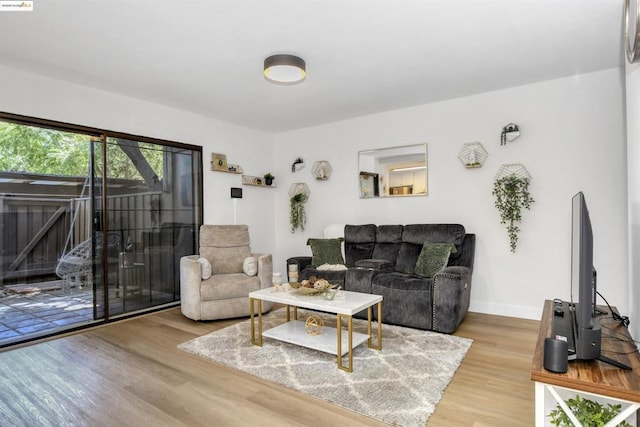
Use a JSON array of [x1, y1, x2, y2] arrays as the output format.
[[262, 320, 369, 356]]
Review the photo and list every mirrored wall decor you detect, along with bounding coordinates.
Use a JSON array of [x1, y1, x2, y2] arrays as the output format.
[[358, 144, 428, 198]]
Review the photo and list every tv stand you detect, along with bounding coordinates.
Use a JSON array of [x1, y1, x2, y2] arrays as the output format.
[[531, 300, 640, 426]]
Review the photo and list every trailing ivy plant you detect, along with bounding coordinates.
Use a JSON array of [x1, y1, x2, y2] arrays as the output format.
[[548, 394, 632, 427], [492, 174, 534, 252], [290, 193, 308, 233]]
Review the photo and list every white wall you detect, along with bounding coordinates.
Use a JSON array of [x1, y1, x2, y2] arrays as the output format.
[[1, 64, 630, 323], [273, 68, 628, 320], [626, 60, 640, 340], [0, 65, 276, 253]]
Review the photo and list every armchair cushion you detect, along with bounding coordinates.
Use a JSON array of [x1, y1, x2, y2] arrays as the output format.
[[198, 257, 212, 280], [414, 242, 457, 278], [201, 273, 261, 300], [307, 238, 345, 267], [242, 256, 258, 276]]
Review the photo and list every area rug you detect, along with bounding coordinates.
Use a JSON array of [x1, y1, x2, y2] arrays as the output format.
[[178, 308, 472, 426]]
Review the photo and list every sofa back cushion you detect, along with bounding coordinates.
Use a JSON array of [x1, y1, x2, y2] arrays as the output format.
[[371, 224, 403, 264], [395, 224, 466, 274], [344, 224, 376, 267]]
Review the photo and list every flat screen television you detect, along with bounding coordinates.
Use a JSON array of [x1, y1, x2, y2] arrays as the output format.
[[570, 191, 601, 360], [569, 191, 630, 369]]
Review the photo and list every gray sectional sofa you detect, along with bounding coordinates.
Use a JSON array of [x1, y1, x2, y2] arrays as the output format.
[[287, 224, 475, 333]]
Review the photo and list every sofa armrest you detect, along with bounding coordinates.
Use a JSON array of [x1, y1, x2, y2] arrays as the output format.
[[287, 256, 312, 272], [431, 266, 472, 334], [180, 255, 202, 320], [355, 259, 394, 270], [253, 253, 273, 289]]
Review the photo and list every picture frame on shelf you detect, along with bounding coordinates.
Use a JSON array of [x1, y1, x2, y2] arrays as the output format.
[[211, 153, 228, 171]]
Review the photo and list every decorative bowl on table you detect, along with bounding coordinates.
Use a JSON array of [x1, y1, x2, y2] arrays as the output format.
[[291, 276, 335, 295]]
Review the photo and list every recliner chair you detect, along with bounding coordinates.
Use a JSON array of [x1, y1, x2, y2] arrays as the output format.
[[180, 224, 273, 320]]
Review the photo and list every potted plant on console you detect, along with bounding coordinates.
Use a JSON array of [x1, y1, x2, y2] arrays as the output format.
[[263, 173, 275, 186]]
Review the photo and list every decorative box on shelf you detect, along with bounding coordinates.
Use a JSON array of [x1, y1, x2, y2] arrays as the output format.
[[242, 175, 276, 187]]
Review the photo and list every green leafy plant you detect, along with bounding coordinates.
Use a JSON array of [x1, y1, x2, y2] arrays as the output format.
[[290, 193, 308, 233], [548, 394, 632, 427], [492, 174, 534, 252], [263, 172, 275, 186]]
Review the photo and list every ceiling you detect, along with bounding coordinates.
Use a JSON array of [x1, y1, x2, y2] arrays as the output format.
[[0, 0, 625, 133]]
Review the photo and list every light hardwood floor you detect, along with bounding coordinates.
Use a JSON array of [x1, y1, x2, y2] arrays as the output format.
[[0, 308, 539, 426]]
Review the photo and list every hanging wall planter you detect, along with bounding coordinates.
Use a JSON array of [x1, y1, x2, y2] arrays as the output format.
[[289, 183, 310, 233], [492, 164, 534, 252]]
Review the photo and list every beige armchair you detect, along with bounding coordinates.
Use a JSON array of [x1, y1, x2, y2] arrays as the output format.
[[180, 224, 273, 320]]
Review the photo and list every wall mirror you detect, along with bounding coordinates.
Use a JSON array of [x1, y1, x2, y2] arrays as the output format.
[[358, 144, 428, 198]]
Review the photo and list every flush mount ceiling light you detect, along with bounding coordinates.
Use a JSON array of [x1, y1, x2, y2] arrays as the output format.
[[264, 54, 306, 84]]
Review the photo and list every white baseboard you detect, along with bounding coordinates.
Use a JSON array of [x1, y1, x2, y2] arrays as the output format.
[[469, 300, 543, 320]]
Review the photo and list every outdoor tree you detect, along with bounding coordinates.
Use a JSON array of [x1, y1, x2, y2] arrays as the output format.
[[0, 121, 164, 187]]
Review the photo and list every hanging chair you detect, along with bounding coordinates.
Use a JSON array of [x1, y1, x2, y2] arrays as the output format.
[[55, 232, 122, 291]]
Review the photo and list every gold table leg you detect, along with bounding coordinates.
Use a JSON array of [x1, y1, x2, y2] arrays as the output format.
[[337, 313, 354, 372], [285, 305, 298, 321], [249, 298, 263, 346], [368, 301, 382, 350]]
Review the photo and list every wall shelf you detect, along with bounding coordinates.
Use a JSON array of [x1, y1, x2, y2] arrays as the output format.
[[458, 142, 488, 168], [242, 175, 276, 187], [214, 168, 242, 175]]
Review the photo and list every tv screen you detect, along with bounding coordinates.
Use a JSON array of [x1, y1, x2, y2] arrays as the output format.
[[570, 191, 601, 360]]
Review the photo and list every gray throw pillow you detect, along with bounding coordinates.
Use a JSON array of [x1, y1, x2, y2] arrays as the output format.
[[414, 241, 457, 278], [307, 238, 345, 267]]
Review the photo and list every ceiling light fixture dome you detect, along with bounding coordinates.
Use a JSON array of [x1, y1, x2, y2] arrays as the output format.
[[264, 54, 306, 84]]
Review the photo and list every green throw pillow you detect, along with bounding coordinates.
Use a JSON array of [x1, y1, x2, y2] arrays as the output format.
[[414, 241, 458, 278], [307, 238, 345, 267]]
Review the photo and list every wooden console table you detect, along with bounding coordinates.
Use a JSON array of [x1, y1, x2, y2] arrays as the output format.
[[531, 300, 640, 426]]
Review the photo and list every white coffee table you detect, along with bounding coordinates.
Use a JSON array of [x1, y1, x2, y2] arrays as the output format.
[[249, 284, 382, 372]]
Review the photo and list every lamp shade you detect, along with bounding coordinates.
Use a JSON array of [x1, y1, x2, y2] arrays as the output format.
[[264, 54, 306, 84]]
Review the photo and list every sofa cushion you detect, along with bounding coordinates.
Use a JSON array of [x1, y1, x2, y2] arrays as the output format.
[[395, 242, 423, 274], [307, 238, 345, 267], [414, 242, 458, 278], [344, 224, 377, 266], [371, 225, 403, 264], [402, 224, 466, 256], [355, 259, 394, 270], [395, 224, 467, 273]]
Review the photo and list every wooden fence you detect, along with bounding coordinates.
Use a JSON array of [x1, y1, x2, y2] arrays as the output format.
[[0, 191, 162, 285]]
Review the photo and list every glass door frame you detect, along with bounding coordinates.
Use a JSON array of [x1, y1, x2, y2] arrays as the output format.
[[0, 111, 203, 332]]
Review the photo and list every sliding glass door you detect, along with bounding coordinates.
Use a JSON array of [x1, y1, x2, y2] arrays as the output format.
[[94, 136, 201, 318], [0, 113, 202, 345]]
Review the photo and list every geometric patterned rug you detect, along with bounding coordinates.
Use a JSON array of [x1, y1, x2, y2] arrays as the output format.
[[178, 308, 472, 426]]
